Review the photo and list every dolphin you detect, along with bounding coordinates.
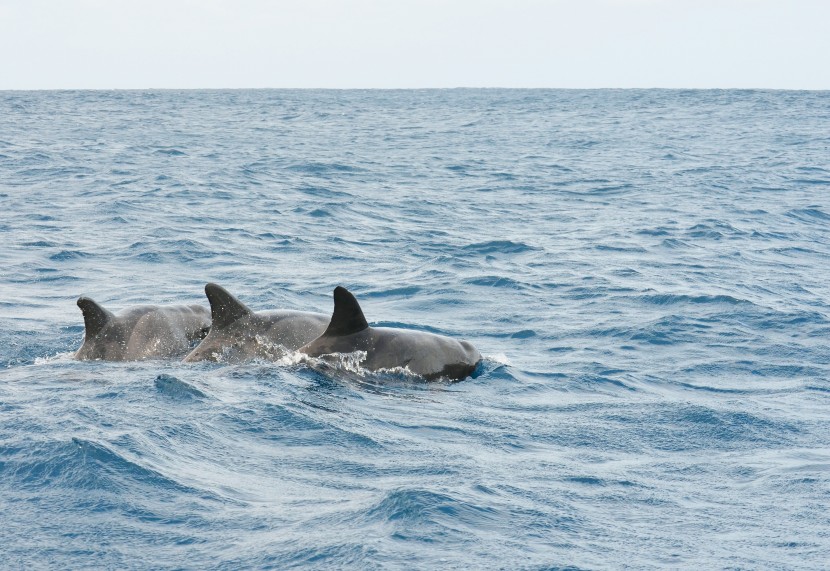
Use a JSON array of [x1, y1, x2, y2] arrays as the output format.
[[300, 286, 481, 381], [75, 297, 211, 361], [183, 283, 329, 362]]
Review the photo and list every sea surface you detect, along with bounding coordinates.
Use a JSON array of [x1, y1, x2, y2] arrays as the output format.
[[1, 89, 829, 569]]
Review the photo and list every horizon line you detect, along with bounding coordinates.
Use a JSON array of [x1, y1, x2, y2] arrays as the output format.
[[2, 86, 829, 92]]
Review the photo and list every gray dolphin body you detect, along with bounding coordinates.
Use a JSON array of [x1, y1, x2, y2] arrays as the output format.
[[75, 298, 211, 361], [183, 283, 329, 362], [301, 287, 481, 381]]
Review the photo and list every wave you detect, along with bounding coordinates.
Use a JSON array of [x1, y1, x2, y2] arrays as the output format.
[[636, 293, 750, 306], [2, 438, 211, 498], [461, 240, 539, 255], [286, 162, 366, 175], [154, 374, 208, 400], [153, 147, 187, 156], [362, 488, 500, 534]]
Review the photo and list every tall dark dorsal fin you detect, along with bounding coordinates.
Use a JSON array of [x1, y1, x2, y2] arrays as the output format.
[[77, 297, 114, 339], [323, 286, 369, 337], [205, 283, 252, 329]]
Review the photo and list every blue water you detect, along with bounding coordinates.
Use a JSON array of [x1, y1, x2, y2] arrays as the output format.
[[1, 89, 830, 569]]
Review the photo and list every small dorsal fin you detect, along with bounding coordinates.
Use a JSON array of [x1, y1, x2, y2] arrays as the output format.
[[323, 286, 369, 337], [77, 297, 114, 339], [205, 283, 252, 329]]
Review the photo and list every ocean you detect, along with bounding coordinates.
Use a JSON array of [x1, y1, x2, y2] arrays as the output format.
[[1, 89, 829, 569]]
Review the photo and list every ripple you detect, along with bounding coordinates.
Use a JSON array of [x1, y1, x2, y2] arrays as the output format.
[[464, 275, 529, 289], [4, 438, 210, 497], [48, 250, 93, 261], [154, 147, 187, 156], [286, 162, 366, 175], [154, 374, 207, 400], [786, 207, 830, 222], [364, 488, 499, 532], [637, 293, 750, 306]]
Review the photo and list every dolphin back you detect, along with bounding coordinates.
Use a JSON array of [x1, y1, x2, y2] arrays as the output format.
[[303, 286, 481, 381], [322, 286, 369, 337], [205, 283, 253, 329], [75, 300, 210, 361], [77, 297, 115, 340]]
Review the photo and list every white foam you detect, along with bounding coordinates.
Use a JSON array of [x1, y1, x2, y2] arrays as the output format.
[[485, 353, 511, 366], [33, 351, 76, 365]]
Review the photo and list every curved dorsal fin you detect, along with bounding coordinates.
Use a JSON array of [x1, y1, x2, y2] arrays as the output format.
[[205, 283, 252, 329], [323, 286, 369, 337], [77, 297, 114, 339]]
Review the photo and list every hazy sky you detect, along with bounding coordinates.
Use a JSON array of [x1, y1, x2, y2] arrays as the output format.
[[1, 0, 828, 89]]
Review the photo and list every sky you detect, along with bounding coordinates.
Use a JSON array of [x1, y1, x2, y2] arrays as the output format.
[[1, 0, 828, 90]]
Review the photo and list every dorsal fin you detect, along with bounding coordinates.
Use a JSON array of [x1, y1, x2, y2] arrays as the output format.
[[205, 283, 252, 329], [77, 297, 114, 339], [323, 286, 369, 337]]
